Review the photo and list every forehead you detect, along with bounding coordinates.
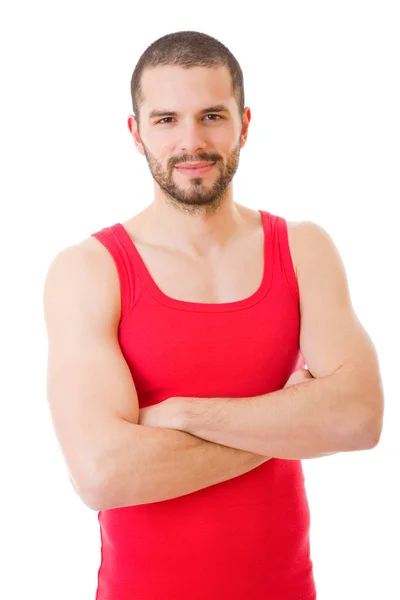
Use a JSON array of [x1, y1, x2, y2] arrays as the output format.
[[140, 65, 235, 113]]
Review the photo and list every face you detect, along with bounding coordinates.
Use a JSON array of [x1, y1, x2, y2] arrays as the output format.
[[128, 65, 251, 212]]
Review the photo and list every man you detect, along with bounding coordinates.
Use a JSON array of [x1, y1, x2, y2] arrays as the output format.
[[43, 30, 384, 600]]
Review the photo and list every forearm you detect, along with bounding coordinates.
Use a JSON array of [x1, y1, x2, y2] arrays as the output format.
[[92, 419, 270, 510], [181, 367, 379, 460]]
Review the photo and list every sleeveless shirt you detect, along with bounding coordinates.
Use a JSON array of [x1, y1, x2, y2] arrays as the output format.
[[91, 209, 317, 599]]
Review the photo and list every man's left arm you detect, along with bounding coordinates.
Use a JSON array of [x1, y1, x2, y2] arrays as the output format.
[[171, 222, 384, 460]]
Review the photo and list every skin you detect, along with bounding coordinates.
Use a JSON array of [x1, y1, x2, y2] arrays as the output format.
[[126, 64, 252, 259], [138, 369, 314, 430], [124, 67, 382, 450], [125, 63, 270, 429]]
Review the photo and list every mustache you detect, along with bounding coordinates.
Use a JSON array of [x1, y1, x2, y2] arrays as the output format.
[[172, 156, 221, 167]]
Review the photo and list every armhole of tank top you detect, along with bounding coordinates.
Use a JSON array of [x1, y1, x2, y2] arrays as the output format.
[[90, 229, 135, 325], [275, 216, 300, 309]]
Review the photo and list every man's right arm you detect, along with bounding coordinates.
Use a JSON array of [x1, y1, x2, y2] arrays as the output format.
[[43, 241, 271, 512]]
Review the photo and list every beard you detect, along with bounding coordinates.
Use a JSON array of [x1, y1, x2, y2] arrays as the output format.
[[140, 140, 242, 215]]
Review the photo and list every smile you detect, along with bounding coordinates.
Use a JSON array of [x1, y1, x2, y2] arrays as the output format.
[[175, 163, 215, 175]]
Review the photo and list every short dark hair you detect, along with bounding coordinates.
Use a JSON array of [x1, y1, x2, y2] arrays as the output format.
[[130, 30, 245, 128]]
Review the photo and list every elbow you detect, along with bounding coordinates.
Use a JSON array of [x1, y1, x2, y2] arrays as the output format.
[[364, 371, 385, 448], [337, 359, 384, 451], [68, 472, 104, 511], [69, 463, 113, 511], [358, 427, 382, 451], [364, 391, 384, 448], [352, 397, 384, 451], [81, 483, 106, 511], [81, 474, 113, 512], [363, 417, 383, 449], [80, 470, 134, 512], [83, 482, 114, 512]]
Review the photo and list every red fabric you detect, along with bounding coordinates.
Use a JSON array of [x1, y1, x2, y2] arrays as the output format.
[[91, 209, 317, 599]]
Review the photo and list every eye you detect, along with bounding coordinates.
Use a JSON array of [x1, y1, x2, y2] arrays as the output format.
[[204, 114, 223, 121], [156, 114, 223, 125]]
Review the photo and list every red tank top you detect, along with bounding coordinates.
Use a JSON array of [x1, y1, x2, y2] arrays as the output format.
[[91, 209, 317, 599]]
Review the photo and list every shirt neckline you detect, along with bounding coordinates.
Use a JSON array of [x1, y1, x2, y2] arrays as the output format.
[[113, 209, 273, 313]]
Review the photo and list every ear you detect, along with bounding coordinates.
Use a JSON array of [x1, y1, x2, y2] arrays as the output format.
[[240, 107, 251, 147], [127, 115, 145, 156]]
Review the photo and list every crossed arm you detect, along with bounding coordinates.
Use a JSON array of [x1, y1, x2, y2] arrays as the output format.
[[139, 222, 384, 460], [139, 363, 381, 460]]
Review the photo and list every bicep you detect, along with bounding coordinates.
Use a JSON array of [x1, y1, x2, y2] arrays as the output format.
[[296, 222, 380, 382], [44, 244, 139, 502]]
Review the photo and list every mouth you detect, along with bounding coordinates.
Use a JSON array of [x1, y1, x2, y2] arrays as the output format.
[[175, 162, 215, 175]]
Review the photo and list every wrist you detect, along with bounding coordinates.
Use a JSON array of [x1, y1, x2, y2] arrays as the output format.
[[173, 397, 199, 434]]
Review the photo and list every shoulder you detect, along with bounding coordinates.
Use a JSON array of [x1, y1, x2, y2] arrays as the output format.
[[285, 220, 334, 281], [44, 234, 122, 319], [50, 235, 119, 278]]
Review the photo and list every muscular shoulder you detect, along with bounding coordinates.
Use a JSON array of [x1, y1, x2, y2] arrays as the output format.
[[286, 220, 333, 282], [57, 235, 119, 284], [46, 234, 122, 324], [74, 233, 119, 270], [284, 220, 302, 281], [285, 220, 318, 281]]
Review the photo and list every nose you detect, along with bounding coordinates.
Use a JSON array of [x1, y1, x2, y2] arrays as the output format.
[[177, 120, 208, 156]]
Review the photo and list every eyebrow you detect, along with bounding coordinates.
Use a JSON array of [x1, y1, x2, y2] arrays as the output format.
[[148, 104, 231, 120]]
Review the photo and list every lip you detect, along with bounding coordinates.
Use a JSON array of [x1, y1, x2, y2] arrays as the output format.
[[175, 162, 215, 175]]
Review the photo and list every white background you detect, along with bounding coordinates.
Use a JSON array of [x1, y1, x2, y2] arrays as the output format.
[[1, 1, 399, 598]]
